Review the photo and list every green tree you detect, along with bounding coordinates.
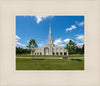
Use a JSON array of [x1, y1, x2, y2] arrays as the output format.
[[65, 40, 76, 55], [26, 39, 38, 55], [16, 47, 31, 55], [76, 46, 82, 54], [81, 44, 84, 54], [75, 44, 84, 54]]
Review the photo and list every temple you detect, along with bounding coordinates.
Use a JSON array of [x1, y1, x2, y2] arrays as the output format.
[[33, 24, 68, 55]]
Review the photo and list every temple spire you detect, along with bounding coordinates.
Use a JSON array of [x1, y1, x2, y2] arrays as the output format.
[[49, 24, 52, 40], [49, 24, 51, 33]]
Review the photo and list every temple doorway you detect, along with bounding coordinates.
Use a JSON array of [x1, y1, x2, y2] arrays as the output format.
[[44, 47, 49, 55]]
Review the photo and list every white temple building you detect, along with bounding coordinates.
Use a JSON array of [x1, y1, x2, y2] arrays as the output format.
[[33, 25, 68, 55]]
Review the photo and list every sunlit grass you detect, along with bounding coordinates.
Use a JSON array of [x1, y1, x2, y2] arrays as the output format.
[[16, 58, 84, 70], [16, 54, 84, 57]]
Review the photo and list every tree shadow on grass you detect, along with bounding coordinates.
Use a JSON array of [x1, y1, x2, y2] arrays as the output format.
[[71, 59, 82, 61], [31, 58, 45, 61]]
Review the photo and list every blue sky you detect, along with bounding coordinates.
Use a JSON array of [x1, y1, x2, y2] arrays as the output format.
[[16, 16, 84, 48]]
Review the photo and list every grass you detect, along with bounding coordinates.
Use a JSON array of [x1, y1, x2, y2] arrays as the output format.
[[16, 57, 84, 70], [16, 54, 84, 57]]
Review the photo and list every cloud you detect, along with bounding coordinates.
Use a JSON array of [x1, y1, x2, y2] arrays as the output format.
[[54, 38, 63, 46], [38, 41, 44, 47], [16, 42, 26, 47], [16, 35, 26, 47], [16, 35, 21, 42], [63, 38, 71, 43], [35, 16, 53, 24], [74, 21, 84, 26], [66, 25, 76, 32], [76, 43, 84, 48], [54, 38, 72, 46], [78, 21, 84, 26], [27, 40, 29, 43], [38, 44, 43, 47], [59, 44, 66, 47], [76, 35, 84, 42]]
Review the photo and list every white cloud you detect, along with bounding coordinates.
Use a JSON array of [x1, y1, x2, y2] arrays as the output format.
[[66, 25, 76, 32], [76, 43, 84, 48], [27, 40, 29, 43], [54, 38, 62, 46], [38, 44, 43, 47], [76, 35, 84, 42], [74, 21, 84, 26], [16, 42, 26, 47], [16, 35, 21, 42], [38, 41, 44, 47], [59, 44, 66, 47], [16, 35, 26, 47], [35, 16, 53, 24], [78, 21, 84, 26], [75, 41, 79, 44], [63, 38, 71, 43]]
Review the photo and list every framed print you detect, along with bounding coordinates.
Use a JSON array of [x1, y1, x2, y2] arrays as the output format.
[[0, 0, 100, 86]]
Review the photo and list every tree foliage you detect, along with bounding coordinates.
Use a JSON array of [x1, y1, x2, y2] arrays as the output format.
[[75, 45, 84, 54], [26, 39, 38, 49], [65, 40, 76, 55], [16, 39, 38, 55], [16, 47, 31, 54], [26, 39, 38, 54], [65, 40, 84, 55]]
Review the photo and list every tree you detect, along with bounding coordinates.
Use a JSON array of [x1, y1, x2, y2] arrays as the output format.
[[81, 44, 84, 54], [75, 44, 84, 54], [65, 40, 76, 55], [75, 46, 82, 54], [26, 39, 38, 55], [16, 47, 31, 54]]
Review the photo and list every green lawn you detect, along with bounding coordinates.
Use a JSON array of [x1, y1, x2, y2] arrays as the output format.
[[16, 57, 84, 70], [16, 54, 84, 57]]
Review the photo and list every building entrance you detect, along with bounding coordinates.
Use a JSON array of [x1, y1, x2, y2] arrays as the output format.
[[44, 47, 49, 55]]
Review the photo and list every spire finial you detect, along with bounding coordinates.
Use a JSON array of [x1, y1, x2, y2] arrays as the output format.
[[49, 24, 52, 39], [49, 24, 51, 33]]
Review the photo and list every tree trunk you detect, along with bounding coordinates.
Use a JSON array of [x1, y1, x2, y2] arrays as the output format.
[[31, 51, 32, 55]]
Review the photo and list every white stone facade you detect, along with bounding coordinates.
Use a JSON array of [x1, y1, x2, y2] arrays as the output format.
[[33, 25, 68, 55]]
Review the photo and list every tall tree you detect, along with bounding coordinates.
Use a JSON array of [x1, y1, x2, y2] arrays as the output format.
[[65, 40, 76, 55], [76, 44, 84, 54], [81, 44, 84, 54], [26, 39, 38, 55]]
